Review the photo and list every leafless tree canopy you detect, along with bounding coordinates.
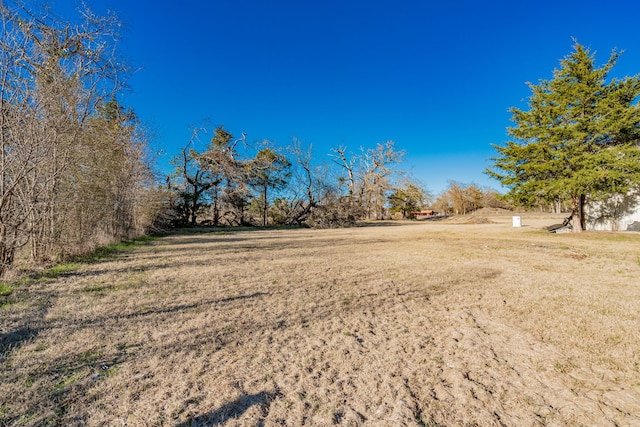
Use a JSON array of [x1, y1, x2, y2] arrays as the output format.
[[432, 182, 511, 216], [0, 1, 156, 276], [166, 135, 416, 229]]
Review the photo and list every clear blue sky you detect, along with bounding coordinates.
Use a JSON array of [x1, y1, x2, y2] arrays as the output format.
[[57, 0, 640, 194]]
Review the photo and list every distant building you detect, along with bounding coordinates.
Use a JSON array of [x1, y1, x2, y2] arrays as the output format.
[[585, 188, 640, 231], [411, 210, 435, 220]]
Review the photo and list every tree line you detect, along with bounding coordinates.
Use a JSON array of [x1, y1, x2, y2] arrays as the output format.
[[0, 2, 159, 276], [165, 124, 517, 227], [165, 127, 427, 228], [431, 182, 510, 216]]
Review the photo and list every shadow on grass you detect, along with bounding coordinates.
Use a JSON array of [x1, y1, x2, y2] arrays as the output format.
[[13, 292, 270, 342], [1, 264, 502, 425], [0, 326, 39, 358], [108, 292, 270, 322], [357, 220, 409, 227], [72, 234, 389, 279], [175, 391, 277, 427], [0, 290, 271, 426], [0, 284, 55, 360]]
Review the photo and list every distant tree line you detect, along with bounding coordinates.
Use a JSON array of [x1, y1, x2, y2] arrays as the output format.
[[430, 182, 510, 216], [164, 127, 428, 228]]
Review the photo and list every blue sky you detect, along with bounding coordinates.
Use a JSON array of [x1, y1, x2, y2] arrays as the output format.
[[57, 0, 640, 194]]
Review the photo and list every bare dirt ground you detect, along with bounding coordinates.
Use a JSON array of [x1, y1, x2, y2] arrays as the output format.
[[2, 213, 640, 426]]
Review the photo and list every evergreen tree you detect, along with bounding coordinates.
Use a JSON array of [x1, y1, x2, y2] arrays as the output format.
[[246, 148, 291, 226], [488, 43, 640, 231]]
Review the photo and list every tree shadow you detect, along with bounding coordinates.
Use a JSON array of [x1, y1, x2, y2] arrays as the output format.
[[357, 220, 405, 227], [175, 391, 277, 427], [35, 292, 270, 336], [586, 189, 640, 231], [0, 285, 55, 360], [0, 326, 39, 358], [1, 290, 272, 425]]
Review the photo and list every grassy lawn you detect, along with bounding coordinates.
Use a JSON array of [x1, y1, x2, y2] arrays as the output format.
[[1, 213, 639, 426]]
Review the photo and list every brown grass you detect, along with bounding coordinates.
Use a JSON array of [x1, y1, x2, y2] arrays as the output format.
[[2, 213, 640, 426]]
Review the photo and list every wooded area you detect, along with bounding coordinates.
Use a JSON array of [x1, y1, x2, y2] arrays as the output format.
[[0, 2, 160, 277], [3, 1, 640, 278]]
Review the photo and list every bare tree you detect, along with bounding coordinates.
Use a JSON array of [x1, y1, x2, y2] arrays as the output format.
[[327, 146, 364, 225], [330, 146, 358, 198], [436, 182, 507, 216], [360, 141, 404, 219], [324, 141, 405, 224], [169, 127, 218, 226], [275, 139, 328, 225], [464, 183, 484, 213], [431, 192, 453, 216], [0, 1, 154, 274]]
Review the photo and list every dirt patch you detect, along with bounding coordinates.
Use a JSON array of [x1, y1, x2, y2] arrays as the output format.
[[465, 216, 496, 224], [1, 222, 639, 426]]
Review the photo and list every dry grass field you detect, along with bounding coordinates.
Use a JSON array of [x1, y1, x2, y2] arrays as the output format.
[[2, 213, 640, 426]]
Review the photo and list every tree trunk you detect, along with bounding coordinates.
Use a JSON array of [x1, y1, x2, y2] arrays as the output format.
[[212, 185, 220, 226], [571, 194, 585, 233], [190, 187, 199, 226], [262, 186, 268, 227], [580, 194, 586, 231]]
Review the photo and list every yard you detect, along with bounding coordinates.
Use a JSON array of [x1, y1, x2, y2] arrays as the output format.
[[1, 214, 639, 426]]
